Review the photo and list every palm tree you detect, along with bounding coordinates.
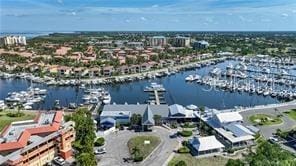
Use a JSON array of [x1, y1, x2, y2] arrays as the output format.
[[131, 146, 141, 158], [199, 106, 205, 135]]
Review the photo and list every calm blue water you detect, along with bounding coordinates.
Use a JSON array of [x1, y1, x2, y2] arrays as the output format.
[[1, 60, 292, 110]]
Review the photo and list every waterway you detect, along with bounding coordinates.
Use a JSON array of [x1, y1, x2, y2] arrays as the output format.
[[1, 60, 294, 110]]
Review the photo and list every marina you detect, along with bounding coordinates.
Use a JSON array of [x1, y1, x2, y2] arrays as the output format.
[[144, 83, 166, 105], [186, 56, 296, 101], [0, 56, 295, 110]]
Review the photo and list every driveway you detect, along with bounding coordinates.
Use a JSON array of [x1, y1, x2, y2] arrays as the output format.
[[240, 104, 296, 138], [98, 126, 179, 166]]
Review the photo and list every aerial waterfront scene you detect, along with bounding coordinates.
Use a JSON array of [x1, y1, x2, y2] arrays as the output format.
[[1, 0, 296, 166]]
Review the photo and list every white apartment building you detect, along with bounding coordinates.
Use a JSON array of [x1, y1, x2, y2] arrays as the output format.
[[174, 36, 191, 47], [0, 36, 27, 46], [149, 36, 167, 47]]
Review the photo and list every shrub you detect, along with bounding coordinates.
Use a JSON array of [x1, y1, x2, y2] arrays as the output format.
[[133, 155, 143, 162], [175, 160, 187, 166], [178, 130, 193, 137], [6, 112, 24, 117], [177, 146, 190, 153], [182, 122, 196, 128], [181, 140, 189, 146], [226, 148, 235, 154], [94, 137, 105, 147]]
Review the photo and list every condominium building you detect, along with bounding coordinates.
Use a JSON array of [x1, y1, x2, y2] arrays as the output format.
[[0, 36, 27, 46], [193, 40, 209, 50], [149, 36, 167, 47], [0, 111, 75, 166], [174, 36, 191, 47]]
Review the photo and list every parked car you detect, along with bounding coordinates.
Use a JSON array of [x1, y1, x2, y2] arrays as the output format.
[[53, 156, 66, 166], [94, 148, 106, 155], [269, 136, 279, 144], [169, 133, 178, 138]]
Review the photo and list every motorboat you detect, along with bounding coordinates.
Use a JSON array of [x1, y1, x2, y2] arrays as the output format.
[[102, 93, 111, 105]]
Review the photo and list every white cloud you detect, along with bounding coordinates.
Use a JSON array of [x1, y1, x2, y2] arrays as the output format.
[[125, 19, 131, 23], [281, 13, 289, 17], [140, 17, 147, 21], [292, 10, 296, 13], [71, 12, 76, 16], [152, 4, 159, 8]]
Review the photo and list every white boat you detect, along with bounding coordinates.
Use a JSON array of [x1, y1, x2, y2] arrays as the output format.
[[262, 67, 270, 74], [185, 75, 194, 81], [185, 74, 201, 82], [210, 67, 222, 76], [80, 84, 86, 89], [24, 105, 33, 110], [281, 70, 288, 75], [102, 93, 111, 105], [226, 64, 233, 69]]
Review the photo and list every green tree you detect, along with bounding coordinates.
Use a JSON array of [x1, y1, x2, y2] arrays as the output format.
[[199, 106, 205, 135], [72, 108, 96, 166], [130, 114, 142, 127], [76, 152, 96, 166], [153, 115, 162, 126], [175, 160, 187, 166], [226, 159, 244, 166], [246, 141, 295, 165]]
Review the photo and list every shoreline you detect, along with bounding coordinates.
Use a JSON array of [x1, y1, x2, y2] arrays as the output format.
[[1, 56, 227, 86]]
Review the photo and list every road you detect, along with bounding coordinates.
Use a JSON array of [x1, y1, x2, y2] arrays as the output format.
[[98, 126, 178, 166], [240, 104, 296, 138]]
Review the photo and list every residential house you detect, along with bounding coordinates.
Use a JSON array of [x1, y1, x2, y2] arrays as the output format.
[[103, 66, 114, 76]]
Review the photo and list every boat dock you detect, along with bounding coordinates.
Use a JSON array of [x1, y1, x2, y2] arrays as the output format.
[[144, 83, 166, 105]]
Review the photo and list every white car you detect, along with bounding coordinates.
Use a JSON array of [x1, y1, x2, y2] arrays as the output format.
[[94, 148, 106, 155], [53, 156, 66, 166], [269, 136, 279, 144]]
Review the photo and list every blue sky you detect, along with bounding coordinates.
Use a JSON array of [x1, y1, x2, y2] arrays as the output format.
[[1, 0, 296, 32]]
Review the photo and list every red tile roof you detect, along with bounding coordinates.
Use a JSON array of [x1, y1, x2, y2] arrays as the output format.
[[0, 111, 63, 152]]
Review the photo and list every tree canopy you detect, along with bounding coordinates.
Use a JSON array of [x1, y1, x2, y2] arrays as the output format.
[[71, 108, 97, 166]]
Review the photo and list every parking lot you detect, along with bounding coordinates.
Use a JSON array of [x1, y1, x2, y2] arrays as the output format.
[[98, 126, 179, 166], [240, 105, 296, 138]]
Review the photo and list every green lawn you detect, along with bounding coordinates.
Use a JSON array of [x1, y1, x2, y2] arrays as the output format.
[[168, 154, 228, 166], [0, 111, 37, 131], [249, 114, 283, 126], [284, 109, 296, 120], [127, 135, 161, 160]]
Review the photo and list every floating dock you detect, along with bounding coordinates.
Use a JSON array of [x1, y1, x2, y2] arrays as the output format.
[[144, 83, 166, 105]]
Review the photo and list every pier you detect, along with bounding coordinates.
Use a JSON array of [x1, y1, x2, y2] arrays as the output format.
[[144, 83, 166, 105]]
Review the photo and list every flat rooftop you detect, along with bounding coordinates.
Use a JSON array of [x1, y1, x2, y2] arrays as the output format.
[[1, 112, 56, 143], [101, 104, 169, 118], [0, 111, 63, 153]]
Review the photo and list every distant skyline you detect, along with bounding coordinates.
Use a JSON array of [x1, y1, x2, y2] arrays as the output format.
[[1, 0, 296, 32]]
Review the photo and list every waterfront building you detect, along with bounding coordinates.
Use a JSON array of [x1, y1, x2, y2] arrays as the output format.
[[100, 104, 200, 129], [103, 66, 114, 76], [193, 40, 209, 50], [198, 111, 255, 148], [0, 36, 27, 46], [100, 104, 169, 128], [149, 36, 167, 47], [173, 36, 191, 47], [169, 104, 195, 119], [0, 111, 75, 166], [188, 136, 225, 156]]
